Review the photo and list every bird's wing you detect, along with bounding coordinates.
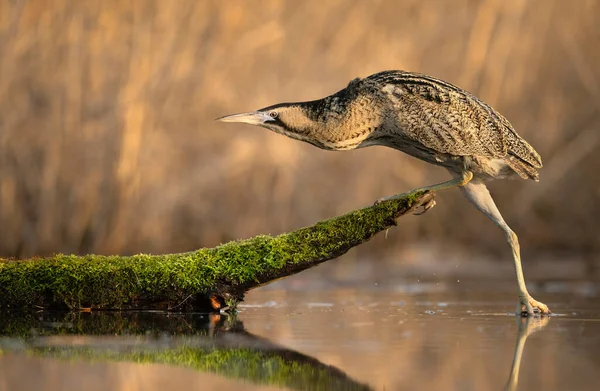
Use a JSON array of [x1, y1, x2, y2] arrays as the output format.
[[382, 82, 508, 159]]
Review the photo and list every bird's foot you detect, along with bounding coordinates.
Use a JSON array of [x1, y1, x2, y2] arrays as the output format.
[[412, 198, 436, 215], [516, 295, 551, 317], [374, 191, 436, 215]]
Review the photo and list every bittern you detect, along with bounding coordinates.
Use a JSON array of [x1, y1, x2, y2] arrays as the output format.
[[218, 70, 549, 316]]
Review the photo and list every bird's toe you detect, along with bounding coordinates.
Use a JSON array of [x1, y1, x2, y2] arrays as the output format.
[[413, 199, 436, 215], [517, 296, 551, 317], [529, 298, 551, 315]]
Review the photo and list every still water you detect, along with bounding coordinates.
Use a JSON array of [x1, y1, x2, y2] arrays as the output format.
[[0, 279, 599, 391]]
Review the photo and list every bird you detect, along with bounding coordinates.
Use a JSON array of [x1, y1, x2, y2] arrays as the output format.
[[217, 70, 549, 316]]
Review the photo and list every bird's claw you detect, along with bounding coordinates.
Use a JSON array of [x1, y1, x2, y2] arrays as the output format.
[[412, 198, 436, 215], [516, 295, 551, 317], [374, 194, 436, 216]]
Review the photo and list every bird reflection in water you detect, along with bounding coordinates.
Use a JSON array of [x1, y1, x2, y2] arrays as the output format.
[[504, 316, 550, 391]]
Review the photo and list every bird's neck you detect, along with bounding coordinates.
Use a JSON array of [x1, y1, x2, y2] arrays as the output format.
[[302, 95, 385, 150]]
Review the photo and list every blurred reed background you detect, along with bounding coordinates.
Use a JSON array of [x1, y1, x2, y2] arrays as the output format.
[[0, 0, 599, 266]]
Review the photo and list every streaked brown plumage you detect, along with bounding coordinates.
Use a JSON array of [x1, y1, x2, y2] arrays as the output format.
[[218, 70, 549, 316]]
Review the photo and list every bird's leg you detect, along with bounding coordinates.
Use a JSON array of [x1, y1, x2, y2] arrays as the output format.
[[414, 170, 474, 193], [376, 171, 473, 209], [458, 180, 550, 316]]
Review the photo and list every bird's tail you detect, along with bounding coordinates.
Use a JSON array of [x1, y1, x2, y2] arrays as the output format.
[[506, 154, 540, 181], [505, 129, 542, 181]]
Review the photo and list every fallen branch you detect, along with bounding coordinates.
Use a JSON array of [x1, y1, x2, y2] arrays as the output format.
[[0, 190, 434, 311]]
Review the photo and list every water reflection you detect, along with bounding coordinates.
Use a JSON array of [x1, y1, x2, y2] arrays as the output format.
[[504, 316, 550, 391], [239, 288, 600, 390], [0, 310, 553, 391], [1, 285, 599, 390], [0, 311, 371, 391]]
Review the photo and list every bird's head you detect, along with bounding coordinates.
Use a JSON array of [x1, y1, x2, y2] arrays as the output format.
[[217, 103, 318, 141]]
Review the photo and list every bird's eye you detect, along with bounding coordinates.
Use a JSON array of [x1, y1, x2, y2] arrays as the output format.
[[269, 111, 278, 119]]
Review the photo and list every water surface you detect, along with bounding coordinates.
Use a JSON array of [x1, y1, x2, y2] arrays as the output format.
[[1, 279, 599, 391]]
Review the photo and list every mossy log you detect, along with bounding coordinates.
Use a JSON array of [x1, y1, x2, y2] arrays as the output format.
[[0, 312, 372, 391], [0, 190, 434, 311]]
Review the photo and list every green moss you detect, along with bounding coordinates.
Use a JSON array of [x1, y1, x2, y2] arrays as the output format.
[[0, 190, 430, 310]]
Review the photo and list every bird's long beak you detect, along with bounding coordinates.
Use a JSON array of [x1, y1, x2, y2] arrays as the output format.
[[216, 111, 273, 125]]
